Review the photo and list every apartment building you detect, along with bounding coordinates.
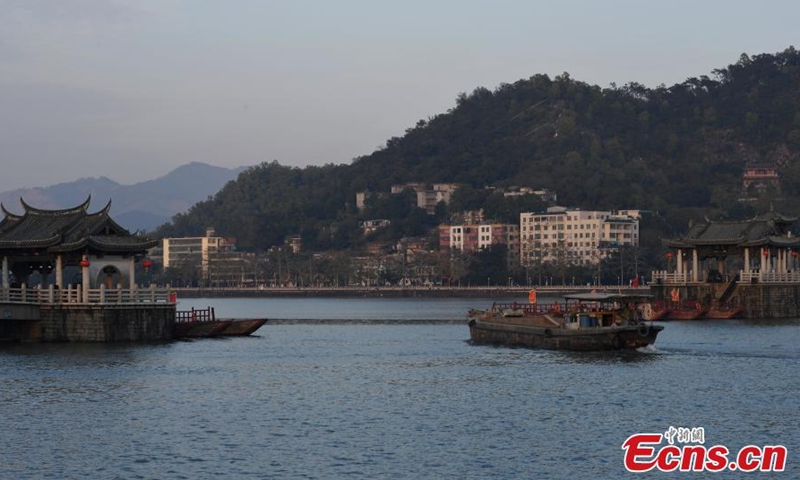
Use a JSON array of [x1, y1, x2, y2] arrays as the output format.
[[356, 183, 458, 214], [162, 227, 233, 273], [391, 183, 459, 214], [439, 223, 520, 264], [519, 207, 639, 266]]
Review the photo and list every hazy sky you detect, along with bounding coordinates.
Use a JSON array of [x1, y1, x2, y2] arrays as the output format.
[[0, 0, 797, 192]]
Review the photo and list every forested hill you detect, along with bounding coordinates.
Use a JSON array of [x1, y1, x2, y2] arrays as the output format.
[[160, 47, 800, 251]]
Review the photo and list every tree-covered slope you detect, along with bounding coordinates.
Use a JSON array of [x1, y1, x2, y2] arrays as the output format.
[[161, 47, 800, 251]]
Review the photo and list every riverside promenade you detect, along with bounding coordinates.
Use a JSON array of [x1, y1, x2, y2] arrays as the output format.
[[173, 285, 648, 299]]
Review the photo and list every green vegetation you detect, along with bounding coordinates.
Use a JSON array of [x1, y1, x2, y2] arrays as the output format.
[[157, 47, 800, 284]]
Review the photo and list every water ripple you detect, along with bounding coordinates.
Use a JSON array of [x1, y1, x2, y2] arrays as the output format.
[[0, 315, 798, 478]]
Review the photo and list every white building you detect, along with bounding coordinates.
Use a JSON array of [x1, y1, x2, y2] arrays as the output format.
[[162, 227, 232, 273], [391, 183, 458, 214], [360, 219, 391, 235], [502, 187, 557, 203], [519, 207, 639, 266]]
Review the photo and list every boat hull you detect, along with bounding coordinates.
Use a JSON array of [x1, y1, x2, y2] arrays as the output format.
[[176, 320, 232, 338], [174, 318, 268, 338], [218, 318, 268, 336], [704, 307, 744, 319], [665, 309, 707, 321], [468, 319, 664, 351]]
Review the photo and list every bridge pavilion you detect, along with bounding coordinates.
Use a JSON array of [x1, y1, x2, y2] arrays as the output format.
[[653, 212, 800, 284], [651, 212, 800, 318], [0, 198, 174, 341]]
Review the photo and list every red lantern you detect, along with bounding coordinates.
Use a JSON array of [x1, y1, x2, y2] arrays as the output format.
[[142, 260, 153, 269], [792, 251, 798, 258], [762, 248, 769, 256], [79, 259, 91, 268], [666, 252, 674, 260]]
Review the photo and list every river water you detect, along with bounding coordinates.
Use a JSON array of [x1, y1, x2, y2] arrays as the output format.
[[1, 297, 798, 479]]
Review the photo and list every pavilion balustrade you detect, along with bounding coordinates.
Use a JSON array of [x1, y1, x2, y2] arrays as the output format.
[[654, 269, 800, 284], [651, 270, 694, 284], [749, 271, 800, 283], [0, 285, 174, 304]]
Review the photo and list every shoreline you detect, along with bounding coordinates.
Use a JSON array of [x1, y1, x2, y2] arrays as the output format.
[[172, 286, 647, 299]]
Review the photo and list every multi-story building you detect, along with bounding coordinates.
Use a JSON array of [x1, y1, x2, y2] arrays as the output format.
[[163, 227, 247, 286], [519, 207, 639, 267], [742, 163, 780, 191], [356, 183, 458, 214], [439, 223, 519, 264], [360, 219, 391, 235], [355, 191, 369, 210], [391, 183, 458, 214], [502, 187, 558, 203], [163, 227, 234, 273], [417, 183, 458, 214]]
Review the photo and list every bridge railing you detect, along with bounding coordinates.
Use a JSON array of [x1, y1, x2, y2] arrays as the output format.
[[653, 270, 800, 285], [0, 285, 175, 305], [650, 270, 693, 284], [742, 271, 800, 283]]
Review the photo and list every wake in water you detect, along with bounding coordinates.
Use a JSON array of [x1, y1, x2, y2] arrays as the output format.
[[636, 344, 662, 354], [650, 344, 800, 360]]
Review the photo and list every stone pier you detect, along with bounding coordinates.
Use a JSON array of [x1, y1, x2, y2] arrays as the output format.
[[0, 303, 175, 342], [651, 283, 800, 319]]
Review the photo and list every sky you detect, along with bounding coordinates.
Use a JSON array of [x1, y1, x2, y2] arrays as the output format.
[[0, 0, 798, 192]]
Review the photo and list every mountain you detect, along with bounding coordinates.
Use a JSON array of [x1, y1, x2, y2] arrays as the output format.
[[0, 162, 247, 231], [162, 48, 800, 254]]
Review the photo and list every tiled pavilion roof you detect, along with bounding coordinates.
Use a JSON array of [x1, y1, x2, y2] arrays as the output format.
[[0, 197, 159, 254], [664, 212, 800, 250]]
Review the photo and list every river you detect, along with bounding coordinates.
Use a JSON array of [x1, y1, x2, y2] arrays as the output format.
[[1, 297, 798, 479]]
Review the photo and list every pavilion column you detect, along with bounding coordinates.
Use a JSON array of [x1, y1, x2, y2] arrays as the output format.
[[761, 248, 768, 273], [744, 248, 750, 273], [2, 256, 8, 289], [129, 257, 135, 289], [55, 255, 63, 289], [81, 255, 90, 303], [677, 249, 684, 277], [692, 249, 699, 282]]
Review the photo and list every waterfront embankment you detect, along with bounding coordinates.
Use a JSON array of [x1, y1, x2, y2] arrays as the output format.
[[172, 285, 648, 299]]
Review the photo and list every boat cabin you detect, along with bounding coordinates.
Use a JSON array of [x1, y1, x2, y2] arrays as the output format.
[[561, 293, 648, 329]]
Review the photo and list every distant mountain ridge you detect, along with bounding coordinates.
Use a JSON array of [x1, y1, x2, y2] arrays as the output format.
[[0, 162, 248, 232]]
